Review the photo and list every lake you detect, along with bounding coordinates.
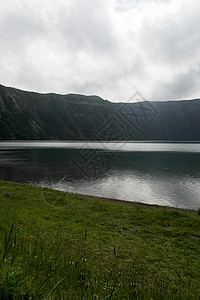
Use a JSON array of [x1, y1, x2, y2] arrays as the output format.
[[0, 141, 200, 210]]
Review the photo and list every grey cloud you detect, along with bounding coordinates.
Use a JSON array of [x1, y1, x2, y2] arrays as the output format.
[[0, 0, 200, 102], [0, 4, 46, 46], [154, 68, 200, 100], [56, 0, 118, 53], [139, 1, 200, 65]]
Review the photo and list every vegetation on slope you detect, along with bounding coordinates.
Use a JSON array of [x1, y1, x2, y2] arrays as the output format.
[[1, 84, 200, 140], [0, 180, 200, 299]]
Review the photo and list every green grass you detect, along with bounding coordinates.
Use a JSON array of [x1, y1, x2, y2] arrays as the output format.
[[0, 180, 200, 299]]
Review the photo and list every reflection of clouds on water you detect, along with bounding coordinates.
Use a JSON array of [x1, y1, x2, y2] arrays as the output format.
[[1, 143, 200, 209], [65, 171, 175, 208], [63, 170, 200, 210], [144, 173, 200, 209]]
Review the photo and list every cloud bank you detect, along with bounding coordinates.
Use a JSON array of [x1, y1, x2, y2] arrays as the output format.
[[0, 0, 200, 102]]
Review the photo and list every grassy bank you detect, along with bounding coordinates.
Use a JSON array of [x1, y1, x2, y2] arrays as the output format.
[[0, 180, 200, 299]]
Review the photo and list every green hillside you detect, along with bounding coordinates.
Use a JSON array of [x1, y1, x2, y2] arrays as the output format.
[[1, 84, 200, 140]]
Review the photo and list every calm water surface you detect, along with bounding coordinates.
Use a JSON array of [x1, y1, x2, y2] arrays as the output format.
[[1, 141, 200, 209]]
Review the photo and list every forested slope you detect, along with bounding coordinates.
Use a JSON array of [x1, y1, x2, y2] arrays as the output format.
[[0, 84, 200, 140]]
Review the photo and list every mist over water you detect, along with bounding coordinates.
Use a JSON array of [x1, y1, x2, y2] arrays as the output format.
[[1, 141, 200, 209]]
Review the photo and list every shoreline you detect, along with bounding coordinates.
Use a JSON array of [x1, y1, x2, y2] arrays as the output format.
[[0, 179, 196, 212]]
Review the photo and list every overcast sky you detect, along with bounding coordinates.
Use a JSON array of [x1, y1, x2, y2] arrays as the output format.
[[0, 0, 200, 102]]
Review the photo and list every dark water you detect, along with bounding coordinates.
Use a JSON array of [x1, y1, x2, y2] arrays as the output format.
[[1, 141, 200, 209]]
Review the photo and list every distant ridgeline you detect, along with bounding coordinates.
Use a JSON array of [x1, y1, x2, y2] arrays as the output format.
[[0, 84, 200, 140]]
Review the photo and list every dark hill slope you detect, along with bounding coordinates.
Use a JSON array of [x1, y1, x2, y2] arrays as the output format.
[[0, 84, 200, 140], [0, 85, 115, 140]]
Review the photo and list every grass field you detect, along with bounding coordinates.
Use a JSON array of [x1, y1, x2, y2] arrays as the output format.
[[0, 179, 200, 299]]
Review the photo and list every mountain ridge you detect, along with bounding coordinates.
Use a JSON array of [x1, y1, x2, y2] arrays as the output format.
[[0, 84, 200, 141]]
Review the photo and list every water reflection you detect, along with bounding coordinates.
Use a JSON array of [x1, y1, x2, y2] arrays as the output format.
[[0, 143, 200, 209]]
